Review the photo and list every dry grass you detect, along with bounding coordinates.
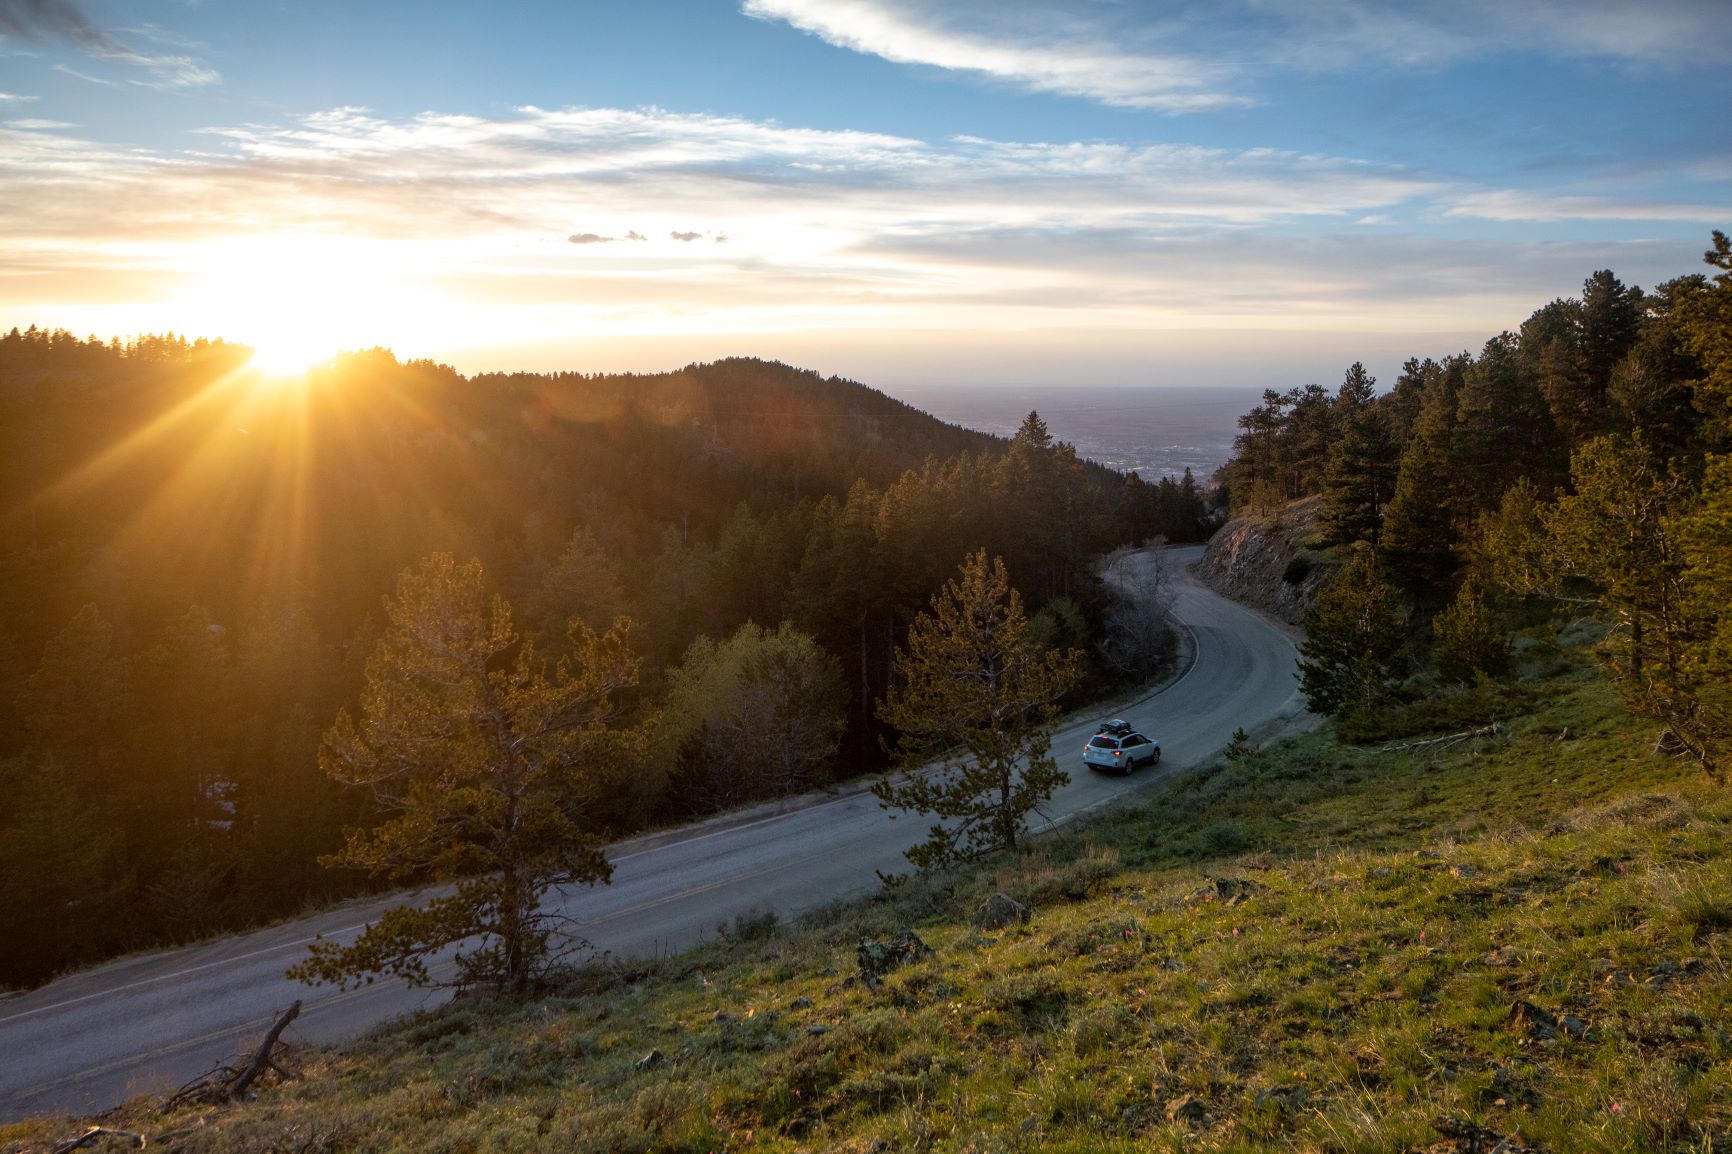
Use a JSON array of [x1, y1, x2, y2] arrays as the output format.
[[6, 674, 1729, 1153]]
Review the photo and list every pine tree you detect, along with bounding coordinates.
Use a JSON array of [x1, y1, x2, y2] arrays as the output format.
[[1452, 334, 1566, 514], [1322, 363, 1399, 546], [1382, 436, 1459, 596], [872, 550, 1084, 872], [1298, 547, 1409, 719], [1432, 575, 1509, 685], [288, 554, 645, 993]]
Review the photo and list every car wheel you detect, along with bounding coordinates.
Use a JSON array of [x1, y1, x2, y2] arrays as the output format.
[[1152, 748, 1161, 765]]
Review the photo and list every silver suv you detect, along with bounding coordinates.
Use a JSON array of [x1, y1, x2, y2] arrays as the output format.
[[1082, 720, 1160, 775]]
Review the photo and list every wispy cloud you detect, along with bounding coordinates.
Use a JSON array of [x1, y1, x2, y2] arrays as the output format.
[[0, 0, 219, 87], [1244, 0, 1732, 70], [0, 104, 1716, 367], [0, 91, 38, 102], [1446, 189, 1731, 223], [742, 0, 1247, 112], [740, 0, 1731, 113]]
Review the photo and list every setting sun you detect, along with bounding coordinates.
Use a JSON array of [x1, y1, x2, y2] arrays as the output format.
[[172, 235, 433, 374], [246, 333, 334, 377]]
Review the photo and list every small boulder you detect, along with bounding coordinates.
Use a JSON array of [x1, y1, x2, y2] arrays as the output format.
[[974, 892, 1032, 930], [634, 1049, 663, 1072], [856, 930, 933, 987], [1164, 1093, 1207, 1125], [1254, 1084, 1308, 1113]]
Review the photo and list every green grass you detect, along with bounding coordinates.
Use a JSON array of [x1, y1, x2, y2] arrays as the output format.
[[7, 667, 1731, 1154]]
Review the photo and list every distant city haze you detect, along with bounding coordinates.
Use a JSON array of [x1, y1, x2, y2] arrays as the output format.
[[892, 383, 1255, 483]]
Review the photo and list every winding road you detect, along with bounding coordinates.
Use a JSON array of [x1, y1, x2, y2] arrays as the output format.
[[0, 546, 1305, 1120]]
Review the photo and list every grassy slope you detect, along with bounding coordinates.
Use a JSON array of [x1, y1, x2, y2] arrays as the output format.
[[8, 657, 1731, 1154]]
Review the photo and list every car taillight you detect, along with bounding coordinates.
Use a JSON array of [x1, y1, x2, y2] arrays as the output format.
[[1113, 750, 1121, 757]]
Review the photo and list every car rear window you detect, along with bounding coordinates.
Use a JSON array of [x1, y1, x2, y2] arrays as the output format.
[[1088, 736, 1120, 749]]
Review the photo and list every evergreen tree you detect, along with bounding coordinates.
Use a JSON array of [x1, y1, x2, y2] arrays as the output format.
[[1298, 548, 1409, 720], [1452, 333, 1566, 514], [288, 554, 645, 993], [872, 550, 1083, 872], [1433, 575, 1509, 685], [1382, 436, 1458, 596], [1384, 356, 1466, 594], [1322, 363, 1399, 546]]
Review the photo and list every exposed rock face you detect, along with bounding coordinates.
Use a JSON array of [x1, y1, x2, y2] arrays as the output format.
[[973, 892, 1032, 930], [1195, 495, 1330, 625]]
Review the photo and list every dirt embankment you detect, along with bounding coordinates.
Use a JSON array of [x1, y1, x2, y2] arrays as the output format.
[[1194, 495, 1334, 626]]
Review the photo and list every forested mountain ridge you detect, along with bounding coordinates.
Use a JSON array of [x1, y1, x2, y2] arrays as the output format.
[[0, 336, 1209, 988]]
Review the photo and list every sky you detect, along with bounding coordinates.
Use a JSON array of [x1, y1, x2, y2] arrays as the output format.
[[1, 0, 1728, 390]]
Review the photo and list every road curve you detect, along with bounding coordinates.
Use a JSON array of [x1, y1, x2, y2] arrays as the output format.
[[0, 546, 1304, 1120]]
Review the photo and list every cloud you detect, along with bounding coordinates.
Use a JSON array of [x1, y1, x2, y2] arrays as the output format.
[[0, 0, 131, 56], [0, 92, 39, 103], [1219, 0, 1732, 70], [1445, 189, 1731, 223], [0, 103, 1716, 372], [6, 117, 73, 128], [742, 0, 1247, 111], [0, 0, 219, 87], [52, 62, 114, 86], [740, 0, 1732, 115]]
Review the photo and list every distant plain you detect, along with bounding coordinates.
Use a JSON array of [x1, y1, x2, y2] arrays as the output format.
[[889, 384, 1257, 483]]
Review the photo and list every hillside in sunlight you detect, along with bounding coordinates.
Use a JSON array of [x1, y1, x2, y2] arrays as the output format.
[[9, 647, 1728, 1153], [0, 329, 1208, 988]]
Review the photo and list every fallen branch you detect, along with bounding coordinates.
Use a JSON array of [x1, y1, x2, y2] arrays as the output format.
[[163, 1000, 301, 1109], [50, 1128, 144, 1154], [229, 1000, 301, 1098], [1378, 723, 1502, 755]]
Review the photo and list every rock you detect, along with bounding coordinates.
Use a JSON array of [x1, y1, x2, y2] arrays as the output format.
[[789, 997, 814, 1010], [1483, 946, 1535, 967], [1506, 1000, 1560, 1040], [1195, 498, 1327, 624], [807, 1025, 829, 1036], [1185, 877, 1262, 905], [856, 930, 932, 987], [1431, 1114, 1545, 1153], [1254, 1085, 1308, 1113], [974, 892, 1033, 930], [713, 1011, 734, 1023], [1507, 1001, 1595, 1044], [634, 1049, 663, 1071], [1164, 1093, 1207, 1125]]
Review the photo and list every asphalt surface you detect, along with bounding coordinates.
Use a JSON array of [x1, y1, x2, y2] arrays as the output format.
[[0, 546, 1305, 1120]]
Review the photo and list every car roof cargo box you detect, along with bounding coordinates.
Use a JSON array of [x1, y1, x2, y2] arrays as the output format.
[[1099, 719, 1133, 736]]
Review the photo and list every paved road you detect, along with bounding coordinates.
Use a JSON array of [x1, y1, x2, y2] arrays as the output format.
[[0, 547, 1304, 1120]]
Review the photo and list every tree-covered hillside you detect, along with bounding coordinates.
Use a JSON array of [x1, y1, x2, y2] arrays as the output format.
[[1219, 232, 1732, 771], [0, 339, 1209, 988]]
